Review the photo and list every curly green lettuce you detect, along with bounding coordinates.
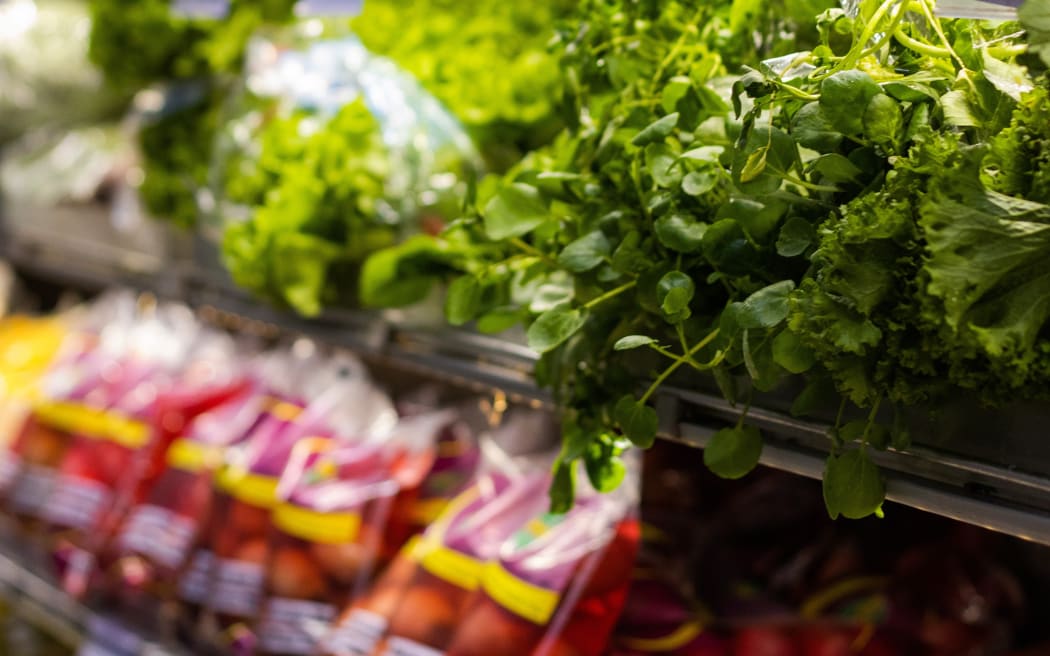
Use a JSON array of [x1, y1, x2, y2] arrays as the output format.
[[221, 101, 394, 315]]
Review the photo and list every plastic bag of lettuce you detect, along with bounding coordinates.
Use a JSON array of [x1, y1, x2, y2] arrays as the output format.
[[214, 16, 481, 316]]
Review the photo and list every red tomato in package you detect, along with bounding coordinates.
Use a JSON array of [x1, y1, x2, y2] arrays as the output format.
[[444, 486, 640, 656], [255, 439, 399, 656], [111, 383, 267, 602], [321, 472, 550, 656]]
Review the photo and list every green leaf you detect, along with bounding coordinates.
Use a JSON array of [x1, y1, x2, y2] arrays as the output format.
[[776, 216, 815, 257], [941, 90, 979, 128], [793, 102, 843, 153], [445, 275, 483, 326], [772, 329, 816, 373], [549, 458, 577, 514], [863, 94, 902, 147], [654, 213, 707, 253], [558, 231, 611, 272], [808, 154, 863, 184], [739, 145, 769, 182], [527, 306, 586, 353], [731, 280, 795, 329], [679, 146, 724, 164], [483, 183, 550, 240], [820, 70, 882, 135], [614, 395, 659, 448], [823, 449, 885, 519], [614, 335, 657, 351], [1020, 0, 1050, 67], [703, 425, 763, 479], [584, 444, 627, 492], [476, 308, 521, 334], [632, 113, 680, 146], [682, 170, 718, 196], [657, 271, 695, 318], [646, 143, 683, 188]]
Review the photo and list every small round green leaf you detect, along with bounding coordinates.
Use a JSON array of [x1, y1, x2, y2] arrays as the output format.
[[731, 280, 795, 329], [483, 183, 550, 240], [820, 70, 882, 135], [614, 335, 657, 351], [823, 449, 885, 519], [703, 425, 763, 479], [527, 306, 586, 353], [682, 170, 718, 196], [444, 275, 483, 326], [657, 271, 695, 316], [614, 395, 658, 448], [558, 231, 612, 273], [654, 213, 707, 253], [631, 112, 680, 146], [772, 329, 816, 373], [775, 217, 816, 257]]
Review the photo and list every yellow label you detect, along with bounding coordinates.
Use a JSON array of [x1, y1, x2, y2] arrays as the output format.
[[105, 413, 150, 449], [216, 466, 279, 508], [34, 401, 107, 437], [482, 561, 560, 626], [274, 503, 361, 544], [34, 401, 150, 449], [167, 438, 221, 473], [619, 620, 706, 652], [418, 542, 484, 592]]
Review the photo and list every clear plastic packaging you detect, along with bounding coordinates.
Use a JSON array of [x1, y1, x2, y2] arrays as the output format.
[[212, 19, 480, 314]]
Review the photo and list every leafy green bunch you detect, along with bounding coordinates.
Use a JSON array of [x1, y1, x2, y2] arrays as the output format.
[[348, 0, 577, 171], [221, 101, 396, 316], [87, 0, 297, 226], [362, 0, 1044, 517]]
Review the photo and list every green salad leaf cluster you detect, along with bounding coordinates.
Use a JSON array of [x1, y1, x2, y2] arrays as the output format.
[[221, 101, 397, 316], [87, 0, 297, 226], [360, 0, 1047, 517]]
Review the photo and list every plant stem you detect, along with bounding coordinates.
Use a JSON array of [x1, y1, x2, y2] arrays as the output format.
[[893, 28, 950, 59], [510, 238, 560, 268], [583, 281, 637, 310], [640, 328, 721, 403]]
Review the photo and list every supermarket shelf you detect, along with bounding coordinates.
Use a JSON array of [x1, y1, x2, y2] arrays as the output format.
[[6, 210, 1050, 546], [0, 547, 189, 656], [669, 389, 1050, 546]]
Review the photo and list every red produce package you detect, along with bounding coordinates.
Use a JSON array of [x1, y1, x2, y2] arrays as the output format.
[[42, 325, 248, 596], [2, 295, 171, 553], [198, 356, 396, 650], [441, 457, 641, 656], [255, 407, 483, 656], [320, 409, 558, 656], [109, 348, 312, 602]]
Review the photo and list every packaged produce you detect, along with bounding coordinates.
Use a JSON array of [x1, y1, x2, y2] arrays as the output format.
[[0, 315, 68, 493], [441, 464, 641, 656], [40, 321, 249, 596], [1, 292, 144, 543], [321, 409, 557, 656], [254, 407, 472, 656], [109, 352, 285, 609], [216, 20, 479, 316], [197, 355, 395, 650]]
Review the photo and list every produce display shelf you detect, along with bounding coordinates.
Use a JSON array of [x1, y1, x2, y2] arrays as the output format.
[[0, 547, 188, 656], [5, 211, 1050, 547]]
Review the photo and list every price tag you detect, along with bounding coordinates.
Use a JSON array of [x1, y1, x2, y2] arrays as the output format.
[[170, 0, 230, 18], [935, 0, 1020, 19], [294, 0, 364, 17]]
